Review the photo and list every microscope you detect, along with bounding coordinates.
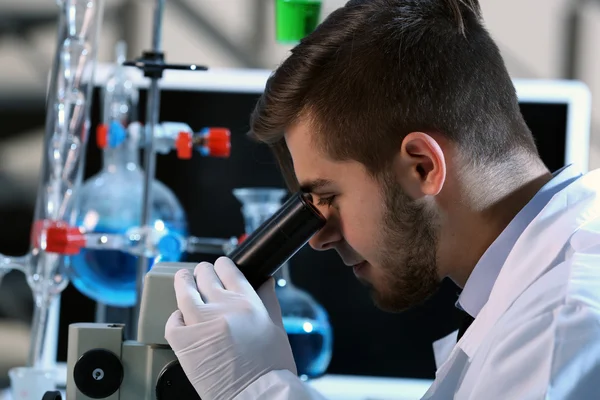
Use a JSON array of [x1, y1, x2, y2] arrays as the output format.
[[44, 192, 325, 400]]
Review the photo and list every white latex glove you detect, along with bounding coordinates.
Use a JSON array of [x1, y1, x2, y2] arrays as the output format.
[[164, 256, 298, 400]]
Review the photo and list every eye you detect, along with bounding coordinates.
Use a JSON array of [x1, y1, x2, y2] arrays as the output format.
[[317, 195, 336, 207]]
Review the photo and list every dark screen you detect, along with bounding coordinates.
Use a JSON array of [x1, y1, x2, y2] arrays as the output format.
[[519, 102, 568, 173], [57, 86, 569, 380]]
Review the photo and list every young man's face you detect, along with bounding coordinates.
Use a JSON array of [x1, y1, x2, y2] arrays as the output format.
[[285, 121, 442, 312]]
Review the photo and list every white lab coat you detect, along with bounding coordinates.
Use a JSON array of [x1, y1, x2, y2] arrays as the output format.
[[236, 168, 600, 400]]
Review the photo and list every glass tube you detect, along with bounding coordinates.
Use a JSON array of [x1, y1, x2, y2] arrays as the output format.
[[0, 255, 28, 287], [27, 0, 104, 367]]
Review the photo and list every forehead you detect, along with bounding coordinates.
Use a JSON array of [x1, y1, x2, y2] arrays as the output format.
[[284, 120, 339, 184]]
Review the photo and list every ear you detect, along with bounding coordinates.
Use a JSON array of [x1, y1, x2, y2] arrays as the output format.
[[395, 132, 446, 198]]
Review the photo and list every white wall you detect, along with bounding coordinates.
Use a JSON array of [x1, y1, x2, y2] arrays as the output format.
[[479, 0, 600, 170], [574, 1, 600, 170], [0, 0, 598, 182]]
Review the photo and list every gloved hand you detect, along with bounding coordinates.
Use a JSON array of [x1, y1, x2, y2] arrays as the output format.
[[164, 256, 297, 400]]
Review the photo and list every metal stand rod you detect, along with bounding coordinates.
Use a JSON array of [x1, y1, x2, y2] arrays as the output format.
[[133, 0, 165, 338], [151, 0, 165, 51]]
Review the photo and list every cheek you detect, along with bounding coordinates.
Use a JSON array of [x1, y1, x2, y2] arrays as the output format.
[[338, 196, 383, 255]]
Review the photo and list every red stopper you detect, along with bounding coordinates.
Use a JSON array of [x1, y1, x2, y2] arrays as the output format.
[[31, 220, 86, 255], [176, 131, 193, 159], [96, 124, 108, 149], [203, 128, 231, 158]]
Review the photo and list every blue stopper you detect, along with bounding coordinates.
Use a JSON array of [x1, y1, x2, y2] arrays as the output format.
[[108, 121, 127, 148], [157, 232, 183, 262]]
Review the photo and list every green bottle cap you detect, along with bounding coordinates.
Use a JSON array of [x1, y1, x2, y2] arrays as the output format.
[[275, 0, 322, 44]]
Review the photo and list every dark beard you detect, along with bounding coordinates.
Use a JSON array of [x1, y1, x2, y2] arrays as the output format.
[[370, 173, 441, 312]]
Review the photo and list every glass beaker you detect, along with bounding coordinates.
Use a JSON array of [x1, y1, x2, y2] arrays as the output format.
[[68, 122, 188, 308], [9, 367, 56, 400], [232, 188, 333, 380]]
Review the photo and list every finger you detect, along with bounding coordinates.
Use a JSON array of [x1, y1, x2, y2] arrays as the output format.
[[173, 269, 204, 325], [257, 278, 285, 331], [164, 309, 185, 343], [194, 261, 225, 302], [213, 256, 256, 297]]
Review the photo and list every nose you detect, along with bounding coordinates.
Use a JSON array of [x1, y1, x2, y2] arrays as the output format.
[[309, 213, 342, 251]]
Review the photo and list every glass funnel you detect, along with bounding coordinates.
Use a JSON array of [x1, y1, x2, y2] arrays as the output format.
[[232, 188, 333, 380]]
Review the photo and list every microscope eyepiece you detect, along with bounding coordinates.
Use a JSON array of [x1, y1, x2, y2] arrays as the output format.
[[227, 191, 326, 288]]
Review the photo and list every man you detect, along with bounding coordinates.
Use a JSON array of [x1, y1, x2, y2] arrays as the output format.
[[164, 0, 600, 399]]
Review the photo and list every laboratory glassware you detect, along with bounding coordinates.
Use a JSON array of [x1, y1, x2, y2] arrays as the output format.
[[233, 188, 333, 380], [101, 40, 138, 137], [70, 122, 188, 307], [68, 39, 187, 307], [26, 0, 104, 368]]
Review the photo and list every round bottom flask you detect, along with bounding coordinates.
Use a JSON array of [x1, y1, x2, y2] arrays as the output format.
[[233, 188, 333, 380], [69, 133, 187, 307], [275, 270, 333, 380]]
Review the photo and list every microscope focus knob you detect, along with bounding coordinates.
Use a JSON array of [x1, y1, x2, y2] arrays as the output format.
[[156, 360, 201, 400], [42, 391, 62, 400], [73, 349, 123, 399]]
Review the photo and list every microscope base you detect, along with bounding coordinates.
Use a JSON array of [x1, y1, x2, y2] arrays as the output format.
[[64, 323, 199, 400]]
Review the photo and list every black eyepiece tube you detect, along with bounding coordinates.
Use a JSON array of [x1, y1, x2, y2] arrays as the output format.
[[227, 192, 326, 289]]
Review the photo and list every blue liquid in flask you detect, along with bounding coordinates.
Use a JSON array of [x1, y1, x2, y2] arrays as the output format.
[[68, 144, 188, 307], [284, 316, 333, 379], [69, 221, 186, 307]]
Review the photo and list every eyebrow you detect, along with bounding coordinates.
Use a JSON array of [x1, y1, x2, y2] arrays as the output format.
[[299, 178, 335, 193]]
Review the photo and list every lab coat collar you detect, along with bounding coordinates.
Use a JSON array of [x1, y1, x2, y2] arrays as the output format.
[[431, 167, 600, 380], [458, 167, 600, 358], [457, 164, 583, 318]]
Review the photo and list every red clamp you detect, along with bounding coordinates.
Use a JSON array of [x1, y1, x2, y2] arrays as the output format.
[[238, 233, 248, 244], [203, 128, 231, 158], [176, 131, 193, 159], [31, 220, 86, 255], [96, 124, 108, 149]]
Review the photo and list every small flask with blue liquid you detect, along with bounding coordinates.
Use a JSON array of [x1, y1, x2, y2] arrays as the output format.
[[233, 188, 333, 380]]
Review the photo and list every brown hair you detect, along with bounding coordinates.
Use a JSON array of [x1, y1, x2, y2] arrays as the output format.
[[250, 0, 538, 191]]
